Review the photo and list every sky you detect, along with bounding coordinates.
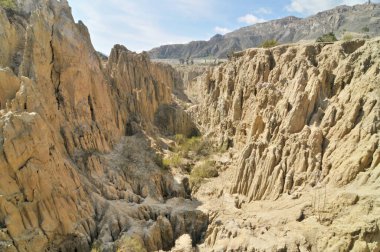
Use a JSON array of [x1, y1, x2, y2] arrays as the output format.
[[68, 0, 379, 54]]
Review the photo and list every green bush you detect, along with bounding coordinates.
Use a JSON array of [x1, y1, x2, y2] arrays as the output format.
[[162, 153, 182, 168], [361, 26, 370, 33], [116, 236, 146, 252], [153, 153, 171, 171], [316, 32, 338, 43], [190, 160, 218, 188], [180, 137, 201, 153], [260, 39, 279, 48], [174, 136, 210, 157], [90, 240, 102, 252], [0, 0, 16, 10], [174, 134, 186, 145], [342, 33, 354, 41]]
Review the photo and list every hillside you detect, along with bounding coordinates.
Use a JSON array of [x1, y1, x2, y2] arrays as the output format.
[[149, 3, 380, 59]]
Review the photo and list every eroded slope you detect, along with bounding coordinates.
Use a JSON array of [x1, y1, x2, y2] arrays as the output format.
[[188, 38, 380, 251], [0, 1, 203, 251]]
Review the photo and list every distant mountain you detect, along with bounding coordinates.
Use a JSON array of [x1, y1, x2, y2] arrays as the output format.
[[149, 3, 380, 59]]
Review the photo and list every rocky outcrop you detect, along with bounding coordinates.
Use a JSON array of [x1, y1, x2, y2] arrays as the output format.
[[191, 38, 380, 201], [0, 1, 202, 251], [149, 3, 380, 59], [187, 38, 380, 251]]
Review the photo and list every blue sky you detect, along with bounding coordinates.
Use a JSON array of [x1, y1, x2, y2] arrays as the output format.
[[68, 0, 378, 54]]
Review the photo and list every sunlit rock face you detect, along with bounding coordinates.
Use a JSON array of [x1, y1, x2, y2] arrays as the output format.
[[188, 38, 380, 251], [0, 0, 379, 251], [191, 39, 380, 201], [0, 1, 203, 251]]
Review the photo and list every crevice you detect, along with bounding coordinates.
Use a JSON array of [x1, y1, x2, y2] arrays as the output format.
[[88, 95, 96, 121], [269, 52, 276, 70], [54, 76, 64, 110], [353, 99, 365, 128], [60, 127, 70, 155], [49, 24, 64, 110], [320, 136, 330, 180], [18, 157, 33, 171]]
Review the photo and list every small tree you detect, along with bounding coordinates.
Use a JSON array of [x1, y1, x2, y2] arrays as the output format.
[[260, 39, 279, 48], [227, 50, 235, 61], [316, 32, 338, 43], [0, 0, 16, 9], [116, 236, 146, 252], [343, 33, 354, 41], [361, 26, 370, 33]]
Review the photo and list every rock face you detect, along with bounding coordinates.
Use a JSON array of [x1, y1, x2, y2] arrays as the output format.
[[1, 0, 380, 251], [0, 1, 203, 251], [188, 38, 380, 250], [149, 3, 380, 59], [191, 38, 380, 201]]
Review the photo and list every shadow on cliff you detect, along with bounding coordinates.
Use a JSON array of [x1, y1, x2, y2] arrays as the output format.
[[154, 103, 200, 138], [86, 132, 208, 250]]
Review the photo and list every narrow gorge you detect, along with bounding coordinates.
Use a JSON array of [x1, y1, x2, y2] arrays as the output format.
[[0, 1, 379, 252]]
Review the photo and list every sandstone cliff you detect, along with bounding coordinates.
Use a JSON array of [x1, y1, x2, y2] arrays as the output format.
[[1, 0, 380, 251], [191, 38, 379, 200], [0, 1, 203, 251], [188, 38, 380, 251]]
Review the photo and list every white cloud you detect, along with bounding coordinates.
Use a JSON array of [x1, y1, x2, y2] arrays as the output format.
[[238, 14, 266, 25], [214, 26, 231, 35], [255, 7, 272, 15], [70, 0, 197, 53], [285, 0, 374, 15]]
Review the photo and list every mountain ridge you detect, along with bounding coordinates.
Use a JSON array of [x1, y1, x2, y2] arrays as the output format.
[[148, 3, 380, 59]]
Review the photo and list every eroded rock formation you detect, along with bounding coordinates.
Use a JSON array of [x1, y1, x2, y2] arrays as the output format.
[[0, 1, 203, 251], [1, 0, 379, 251], [188, 38, 380, 251], [191, 39, 380, 201]]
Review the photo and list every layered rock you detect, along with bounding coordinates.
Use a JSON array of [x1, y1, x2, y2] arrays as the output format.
[[0, 1, 203, 251]]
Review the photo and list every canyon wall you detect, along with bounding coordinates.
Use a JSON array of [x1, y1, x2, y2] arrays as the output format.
[[1, 0, 379, 251], [191, 38, 380, 201], [0, 1, 202, 251]]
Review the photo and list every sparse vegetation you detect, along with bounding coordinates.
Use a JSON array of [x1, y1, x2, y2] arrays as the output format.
[[116, 236, 147, 252], [316, 32, 338, 43], [190, 160, 218, 189], [260, 39, 279, 48], [361, 26, 370, 33], [154, 153, 170, 171], [342, 33, 354, 41], [163, 153, 182, 168], [227, 50, 236, 61], [0, 0, 16, 10], [175, 134, 210, 157], [90, 241, 102, 252], [174, 134, 186, 145], [162, 134, 218, 172], [163, 134, 222, 189]]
